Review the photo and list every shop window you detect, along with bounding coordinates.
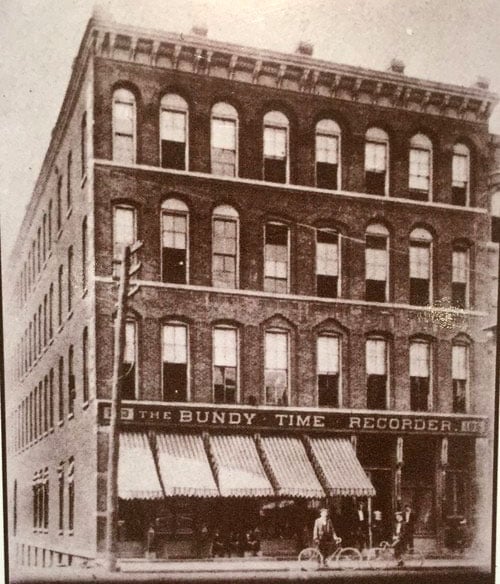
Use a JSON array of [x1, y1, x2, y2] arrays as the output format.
[[81, 112, 87, 175], [410, 340, 430, 411], [365, 224, 389, 302], [264, 330, 289, 406], [365, 127, 388, 196], [67, 151, 72, 209], [213, 206, 239, 288], [58, 356, 64, 423], [82, 327, 89, 403], [67, 246, 73, 313], [112, 89, 136, 164], [263, 111, 289, 183], [68, 345, 75, 416], [316, 229, 339, 298], [82, 217, 87, 290], [161, 199, 188, 284], [122, 320, 137, 400], [452, 344, 468, 413], [58, 265, 64, 325], [160, 94, 188, 170], [409, 134, 432, 200], [211, 102, 238, 176], [58, 463, 64, 533], [213, 326, 238, 404], [316, 119, 340, 189], [162, 323, 188, 402], [317, 335, 340, 407], [452, 246, 469, 308], [366, 338, 388, 409], [113, 204, 136, 277], [264, 223, 289, 293], [409, 228, 432, 306], [68, 458, 75, 533], [452, 143, 470, 206]]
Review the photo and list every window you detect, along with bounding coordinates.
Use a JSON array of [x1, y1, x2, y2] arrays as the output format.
[[33, 472, 39, 530], [452, 246, 469, 309], [43, 376, 48, 433], [409, 134, 432, 199], [121, 320, 137, 400], [57, 176, 62, 231], [112, 89, 135, 164], [212, 205, 238, 288], [58, 265, 64, 326], [13, 480, 17, 536], [366, 224, 389, 302], [28, 322, 32, 367], [42, 214, 47, 263], [213, 327, 238, 404], [67, 246, 73, 313], [366, 338, 388, 409], [315, 229, 339, 298], [68, 458, 74, 533], [113, 205, 136, 276], [452, 344, 468, 413], [82, 327, 89, 403], [43, 295, 47, 347], [43, 469, 49, 531], [316, 119, 340, 189], [32, 241, 36, 281], [263, 111, 289, 183], [37, 228, 41, 273], [365, 127, 388, 195], [58, 462, 64, 533], [211, 102, 238, 176], [410, 340, 431, 411], [33, 312, 38, 359], [58, 357, 64, 423], [48, 200, 52, 251], [409, 228, 432, 306], [264, 223, 289, 293], [49, 368, 54, 429], [68, 346, 75, 416], [38, 304, 42, 354], [82, 217, 87, 290], [67, 151, 72, 208], [81, 113, 87, 175], [317, 335, 340, 407], [160, 94, 188, 170], [49, 284, 54, 339], [264, 330, 289, 406], [161, 199, 188, 284], [452, 143, 470, 206], [34, 385, 39, 439], [162, 323, 188, 402]]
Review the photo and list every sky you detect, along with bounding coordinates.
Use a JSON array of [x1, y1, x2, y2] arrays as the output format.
[[1, 0, 500, 260]]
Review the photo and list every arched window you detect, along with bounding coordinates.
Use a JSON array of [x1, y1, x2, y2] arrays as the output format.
[[316, 119, 341, 189], [264, 329, 289, 406], [409, 228, 433, 306], [317, 334, 340, 407], [365, 127, 388, 196], [212, 205, 239, 289], [160, 94, 188, 170], [211, 102, 238, 177], [452, 143, 470, 206], [366, 223, 389, 302], [452, 342, 469, 413], [263, 111, 289, 183], [161, 198, 189, 284], [213, 325, 239, 404], [264, 222, 289, 293], [452, 243, 470, 308], [112, 88, 136, 164], [162, 322, 189, 402], [409, 133, 432, 199], [366, 337, 388, 409], [316, 228, 340, 298], [410, 339, 431, 411]]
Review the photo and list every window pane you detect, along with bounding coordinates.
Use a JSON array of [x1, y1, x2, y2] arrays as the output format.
[[264, 127, 286, 158], [212, 118, 236, 150], [113, 102, 134, 135], [163, 324, 187, 364], [114, 207, 135, 254], [124, 321, 136, 364], [452, 345, 467, 380], [316, 134, 338, 164], [452, 250, 468, 283], [366, 339, 386, 375], [265, 331, 288, 369], [410, 342, 430, 377], [410, 244, 430, 279], [409, 148, 430, 191], [316, 242, 338, 276], [366, 247, 387, 281], [162, 213, 187, 249], [213, 328, 237, 367], [161, 111, 186, 143], [113, 135, 135, 165], [365, 142, 386, 171], [317, 336, 339, 374], [452, 154, 468, 186]]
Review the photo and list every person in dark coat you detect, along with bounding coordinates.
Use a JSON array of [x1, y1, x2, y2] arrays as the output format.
[[403, 504, 416, 549], [354, 501, 368, 550], [393, 512, 408, 565]]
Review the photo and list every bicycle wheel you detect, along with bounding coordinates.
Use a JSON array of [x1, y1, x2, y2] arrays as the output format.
[[298, 547, 322, 571], [334, 547, 363, 570], [366, 546, 392, 569], [400, 547, 424, 568]]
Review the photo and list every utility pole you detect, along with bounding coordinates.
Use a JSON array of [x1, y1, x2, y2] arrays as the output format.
[[104, 242, 142, 572]]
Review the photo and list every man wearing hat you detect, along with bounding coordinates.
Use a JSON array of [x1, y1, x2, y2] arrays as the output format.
[[313, 508, 341, 562]]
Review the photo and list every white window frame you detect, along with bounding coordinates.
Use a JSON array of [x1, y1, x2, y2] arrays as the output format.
[[365, 127, 389, 196], [315, 119, 341, 189], [112, 88, 136, 164], [316, 333, 342, 407], [160, 198, 190, 284], [160, 94, 189, 170], [264, 329, 290, 406], [212, 325, 240, 403], [409, 134, 433, 200], [162, 322, 190, 402], [211, 102, 238, 177], [263, 111, 290, 183], [212, 205, 239, 289]]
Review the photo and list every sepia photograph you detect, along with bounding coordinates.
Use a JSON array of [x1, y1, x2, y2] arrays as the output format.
[[1, 1, 500, 582]]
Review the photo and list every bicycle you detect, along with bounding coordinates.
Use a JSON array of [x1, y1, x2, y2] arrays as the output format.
[[366, 538, 424, 569], [298, 538, 363, 571]]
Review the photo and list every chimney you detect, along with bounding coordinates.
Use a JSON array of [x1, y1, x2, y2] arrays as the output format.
[[296, 41, 314, 57], [388, 58, 405, 74], [191, 24, 208, 37], [473, 76, 490, 90]]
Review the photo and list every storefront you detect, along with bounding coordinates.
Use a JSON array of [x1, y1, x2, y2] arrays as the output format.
[[98, 402, 487, 558]]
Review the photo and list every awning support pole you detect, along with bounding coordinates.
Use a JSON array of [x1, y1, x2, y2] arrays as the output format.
[[367, 496, 373, 549]]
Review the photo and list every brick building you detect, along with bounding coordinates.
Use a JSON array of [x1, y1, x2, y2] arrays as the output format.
[[5, 13, 498, 567]]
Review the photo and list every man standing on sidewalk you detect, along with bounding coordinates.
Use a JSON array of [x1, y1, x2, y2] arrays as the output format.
[[313, 508, 341, 564]]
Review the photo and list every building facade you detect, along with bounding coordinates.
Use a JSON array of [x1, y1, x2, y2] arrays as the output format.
[[5, 14, 498, 567]]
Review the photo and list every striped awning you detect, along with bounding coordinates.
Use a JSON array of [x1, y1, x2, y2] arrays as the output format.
[[118, 432, 163, 500], [307, 437, 376, 497], [156, 433, 219, 497], [259, 435, 325, 498], [209, 434, 274, 497]]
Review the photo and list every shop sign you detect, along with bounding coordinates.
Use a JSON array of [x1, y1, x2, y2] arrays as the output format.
[[97, 401, 487, 436]]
